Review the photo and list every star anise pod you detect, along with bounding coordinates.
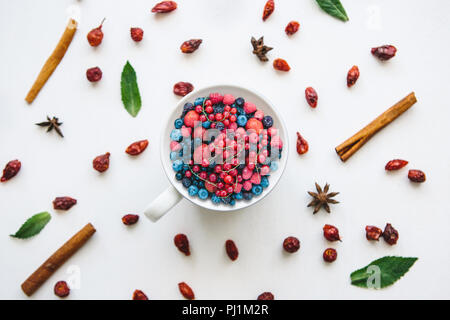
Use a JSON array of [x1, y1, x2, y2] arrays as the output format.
[[36, 116, 64, 137], [307, 183, 339, 214], [251, 36, 273, 62]]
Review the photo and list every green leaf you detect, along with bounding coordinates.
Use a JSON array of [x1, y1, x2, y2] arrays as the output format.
[[10, 212, 51, 239], [121, 61, 142, 117], [316, 0, 349, 22], [350, 256, 418, 289]]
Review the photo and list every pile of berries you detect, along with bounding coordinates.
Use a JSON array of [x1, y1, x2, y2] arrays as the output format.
[[169, 93, 283, 205]]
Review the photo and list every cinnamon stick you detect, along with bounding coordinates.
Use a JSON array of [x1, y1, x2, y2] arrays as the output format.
[[25, 19, 77, 104], [21, 223, 96, 296], [335, 92, 417, 162]]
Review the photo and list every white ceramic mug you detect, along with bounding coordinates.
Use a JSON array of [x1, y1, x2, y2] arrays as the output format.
[[144, 84, 289, 222]]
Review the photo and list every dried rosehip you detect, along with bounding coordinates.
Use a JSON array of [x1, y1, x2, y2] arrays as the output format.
[[305, 87, 318, 108], [285, 21, 300, 35], [1, 159, 21, 182], [126, 139, 149, 156], [122, 214, 139, 226], [408, 169, 426, 183], [371, 45, 397, 61], [53, 197, 77, 211], [323, 248, 337, 263], [283, 236, 300, 253], [257, 292, 274, 300], [365, 225, 383, 241], [382, 223, 399, 245], [296, 132, 309, 155], [180, 39, 202, 53], [54, 281, 70, 298], [323, 224, 341, 242], [93, 152, 110, 172], [347, 65, 360, 87], [225, 239, 239, 261], [273, 58, 290, 72], [87, 18, 105, 47], [151, 1, 177, 13], [178, 282, 195, 300], [385, 159, 408, 171], [173, 82, 194, 97], [130, 27, 144, 42], [262, 0, 275, 21], [132, 289, 148, 300], [86, 67, 102, 82], [174, 233, 190, 256]]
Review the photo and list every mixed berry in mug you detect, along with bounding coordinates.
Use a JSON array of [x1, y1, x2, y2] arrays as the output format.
[[170, 93, 283, 205]]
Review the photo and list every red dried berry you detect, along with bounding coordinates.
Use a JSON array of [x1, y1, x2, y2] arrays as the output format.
[[180, 39, 202, 53], [296, 132, 309, 155], [365, 225, 383, 241], [408, 169, 426, 183], [178, 282, 195, 300], [285, 21, 300, 35], [122, 214, 139, 226], [130, 27, 144, 42], [1, 159, 21, 182], [262, 0, 275, 21], [174, 233, 190, 256], [273, 58, 290, 72], [305, 87, 318, 108], [323, 224, 341, 242], [371, 45, 397, 61], [132, 289, 148, 300], [257, 292, 274, 300], [86, 67, 102, 82], [93, 152, 110, 172], [385, 159, 408, 171], [225, 240, 239, 261], [53, 197, 77, 211], [126, 139, 149, 156], [347, 65, 360, 87], [173, 82, 194, 97], [283, 236, 300, 253], [151, 1, 178, 13], [323, 248, 337, 263], [383, 223, 399, 245], [87, 18, 105, 47], [54, 281, 70, 298]]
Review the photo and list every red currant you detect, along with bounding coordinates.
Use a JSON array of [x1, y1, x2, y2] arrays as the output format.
[[209, 173, 217, 182], [230, 108, 237, 114], [205, 106, 213, 113], [215, 113, 223, 121], [195, 105, 203, 113]]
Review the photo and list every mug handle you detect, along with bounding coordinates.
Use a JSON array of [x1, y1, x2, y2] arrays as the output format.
[[144, 185, 183, 222]]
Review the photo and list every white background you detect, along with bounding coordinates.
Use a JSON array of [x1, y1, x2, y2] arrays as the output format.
[[1, 0, 449, 300]]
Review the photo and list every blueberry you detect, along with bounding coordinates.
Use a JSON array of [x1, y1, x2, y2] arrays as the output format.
[[170, 151, 179, 161], [213, 105, 224, 114], [198, 188, 209, 200], [270, 161, 278, 171], [235, 97, 245, 107], [261, 176, 270, 188], [236, 107, 245, 116], [252, 185, 263, 196], [211, 194, 221, 204], [262, 116, 273, 128], [222, 196, 232, 204], [198, 180, 205, 188], [182, 177, 192, 188], [194, 97, 205, 106], [174, 118, 184, 129], [183, 102, 194, 112], [172, 160, 183, 172], [242, 192, 253, 201], [216, 122, 225, 131], [234, 192, 243, 200], [170, 129, 182, 142], [202, 121, 211, 129], [229, 199, 236, 206], [192, 180, 199, 187], [237, 115, 247, 127], [175, 172, 183, 180], [188, 185, 199, 196]]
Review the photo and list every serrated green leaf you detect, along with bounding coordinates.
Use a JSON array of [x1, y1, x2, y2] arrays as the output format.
[[121, 61, 142, 117], [10, 212, 51, 239], [316, 0, 349, 22], [350, 256, 418, 289]]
